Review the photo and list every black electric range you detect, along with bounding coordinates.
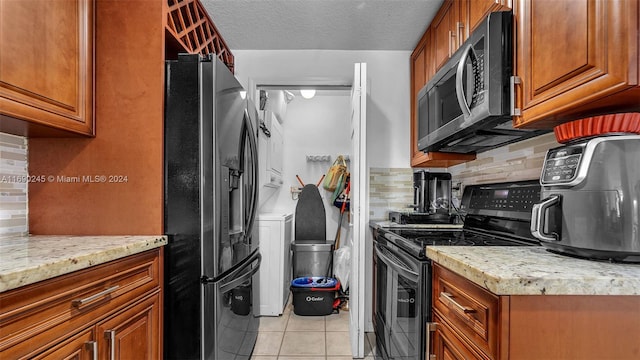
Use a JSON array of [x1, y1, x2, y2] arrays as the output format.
[[371, 181, 542, 360], [376, 180, 543, 259]]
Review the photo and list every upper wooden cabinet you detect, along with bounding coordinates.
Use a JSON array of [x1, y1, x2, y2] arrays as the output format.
[[430, 0, 511, 73], [0, 0, 95, 137], [464, 0, 512, 35], [513, 0, 640, 129], [431, 0, 462, 71]]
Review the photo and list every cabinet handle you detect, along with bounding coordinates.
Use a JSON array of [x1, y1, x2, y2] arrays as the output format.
[[425, 322, 437, 360], [85, 341, 98, 360], [440, 292, 476, 314], [448, 30, 455, 56], [457, 21, 464, 48], [510, 76, 522, 116], [105, 330, 116, 360], [72, 285, 119, 307]]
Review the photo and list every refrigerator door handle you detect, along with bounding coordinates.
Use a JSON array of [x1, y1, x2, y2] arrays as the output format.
[[202, 249, 261, 284], [220, 252, 261, 293], [243, 108, 259, 238]]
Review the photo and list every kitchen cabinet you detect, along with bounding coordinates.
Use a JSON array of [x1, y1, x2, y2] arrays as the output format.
[[431, 0, 463, 71], [430, 0, 511, 73], [432, 314, 484, 360], [258, 112, 284, 189], [464, 0, 511, 35], [0, 0, 94, 136], [96, 294, 160, 359], [513, 0, 640, 129], [31, 329, 95, 360], [429, 263, 640, 359], [0, 249, 163, 359]]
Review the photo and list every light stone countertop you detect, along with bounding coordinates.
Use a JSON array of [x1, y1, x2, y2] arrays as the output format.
[[0, 235, 167, 293], [426, 246, 640, 296]]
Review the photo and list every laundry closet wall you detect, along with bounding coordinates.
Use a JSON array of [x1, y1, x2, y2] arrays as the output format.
[[267, 93, 351, 238]]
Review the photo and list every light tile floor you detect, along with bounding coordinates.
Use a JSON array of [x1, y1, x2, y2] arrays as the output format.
[[251, 295, 377, 359]]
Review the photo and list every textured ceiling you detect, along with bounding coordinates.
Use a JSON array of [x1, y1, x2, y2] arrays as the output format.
[[200, 0, 445, 51]]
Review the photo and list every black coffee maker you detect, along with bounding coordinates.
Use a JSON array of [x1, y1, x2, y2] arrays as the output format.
[[390, 170, 455, 224], [412, 170, 452, 214]]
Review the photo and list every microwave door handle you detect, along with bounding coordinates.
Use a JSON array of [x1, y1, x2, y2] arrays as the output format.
[[455, 44, 473, 118]]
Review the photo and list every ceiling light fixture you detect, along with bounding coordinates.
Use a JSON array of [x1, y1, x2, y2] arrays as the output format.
[[300, 89, 316, 99]]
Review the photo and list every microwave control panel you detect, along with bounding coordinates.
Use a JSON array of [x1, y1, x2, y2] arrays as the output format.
[[541, 145, 584, 184]]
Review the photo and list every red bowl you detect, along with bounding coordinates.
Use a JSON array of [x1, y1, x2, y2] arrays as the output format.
[[554, 113, 640, 143]]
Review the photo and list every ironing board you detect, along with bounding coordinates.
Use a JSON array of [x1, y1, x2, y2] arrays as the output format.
[[294, 184, 326, 242]]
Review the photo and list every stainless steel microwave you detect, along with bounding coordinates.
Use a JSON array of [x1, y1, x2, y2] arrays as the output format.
[[417, 11, 548, 154]]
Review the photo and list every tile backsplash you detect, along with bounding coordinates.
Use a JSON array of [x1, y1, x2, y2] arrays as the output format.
[[0, 133, 28, 237], [369, 168, 414, 220], [448, 133, 559, 189], [368, 133, 559, 220]]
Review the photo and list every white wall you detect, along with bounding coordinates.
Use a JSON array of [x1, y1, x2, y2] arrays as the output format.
[[259, 94, 352, 237], [233, 50, 412, 168]]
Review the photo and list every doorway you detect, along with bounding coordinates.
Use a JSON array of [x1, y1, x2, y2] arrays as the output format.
[[250, 63, 367, 358]]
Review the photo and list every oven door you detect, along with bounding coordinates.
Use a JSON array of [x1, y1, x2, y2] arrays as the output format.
[[373, 240, 425, 359]]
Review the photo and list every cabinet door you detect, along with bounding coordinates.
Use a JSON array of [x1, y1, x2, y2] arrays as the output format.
[[465, 0, 511, 35], [514, 0, 640, 128], [97, 294, 161, 360], [410, 42, 427, 164], [432, 0, 459, 71], [432, 315, 485, 360], [269, 117, 284, 178], [0, 0, 94, 136], [32, 329, 96, 360]]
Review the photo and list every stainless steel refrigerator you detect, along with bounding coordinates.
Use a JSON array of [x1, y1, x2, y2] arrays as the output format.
[[164, 54, 261, 360]]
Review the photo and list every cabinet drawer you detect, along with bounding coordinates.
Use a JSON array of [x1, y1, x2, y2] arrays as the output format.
[[432, 313, 486, 360], [0, 249, 161, 358], [432, 263, 499, 359]]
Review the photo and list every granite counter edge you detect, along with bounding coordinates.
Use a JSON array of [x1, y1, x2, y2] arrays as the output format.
[[0, 235, 167, 293]]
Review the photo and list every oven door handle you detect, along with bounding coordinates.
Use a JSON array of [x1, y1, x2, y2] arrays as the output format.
[[374, 244, 419, 282]]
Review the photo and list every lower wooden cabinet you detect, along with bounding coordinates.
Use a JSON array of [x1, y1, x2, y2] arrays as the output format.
[[429, 263, 640, 360], [432, 314, 485, 360], [96, 294, 160, 360], [32, 329, 96, 360], [0, 248, 163, 359]]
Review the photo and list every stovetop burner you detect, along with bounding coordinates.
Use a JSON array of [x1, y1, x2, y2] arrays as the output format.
[[379, 227, 537, 259]]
